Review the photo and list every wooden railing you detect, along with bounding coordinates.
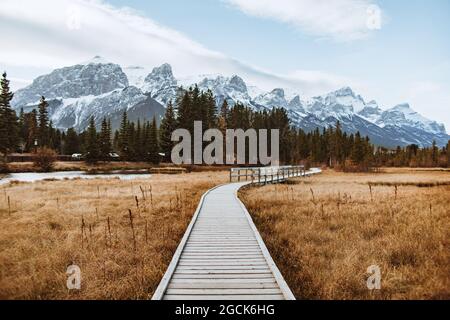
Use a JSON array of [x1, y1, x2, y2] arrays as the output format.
[[230, 165, 309, 183]]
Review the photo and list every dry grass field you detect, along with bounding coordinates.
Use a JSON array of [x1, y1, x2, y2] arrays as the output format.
[[0, 171, 227, 299], [240, 168, 450, 300]]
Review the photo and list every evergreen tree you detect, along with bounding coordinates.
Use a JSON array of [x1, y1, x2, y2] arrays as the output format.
[[159, 101, 177, 161], [177, 90, 193, 132], [18, 108, 26, 151], [85, 117, 99, 163], [147, 116, 160, 164], [118, 112, 130, 160], [0, 72, 19, 159], [99, 118, 112, 160], [127, 122, 136, 161], [113, 130, 120, 152], [351, 132, 366, 164], [37, 96, 50, 147], [446, 140, 450, 167], [134, 119, 144, 161], [220, 100, 229, 119], [431, 140, 438, 166], [26, 110, 38, 152], [64, 128, 80, 155]]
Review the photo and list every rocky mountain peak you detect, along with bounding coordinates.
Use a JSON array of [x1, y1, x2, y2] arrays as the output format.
[[271, 88, 285, 98], [254, 88, 288, 110], [10, 61, 449, 147], [378, 103, 446, 134], [334, 86, 355, 97], [145, 63, 176, 84], [228, 75, 247, 92], [12, 60, 128, 107], [141, 63, 178, 104]]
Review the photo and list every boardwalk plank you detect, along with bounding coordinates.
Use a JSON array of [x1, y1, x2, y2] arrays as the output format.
[[153, 168, 321, 300]]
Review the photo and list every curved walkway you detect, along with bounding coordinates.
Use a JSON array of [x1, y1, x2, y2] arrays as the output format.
[[152, 168, 321, 300]]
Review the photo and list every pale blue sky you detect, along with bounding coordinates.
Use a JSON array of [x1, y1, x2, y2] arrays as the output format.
[[1, 0, 449, 129], [107, 0, 449, 78], [109, 0, 450, 128]]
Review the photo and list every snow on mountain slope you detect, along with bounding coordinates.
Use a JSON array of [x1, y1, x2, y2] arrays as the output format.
[[377, 103, 446, 135], [123, 66, 149, 88], [307, 87, 365, 116], [12, 57, 128, 107], [11, 59, 448, 147], [357, 100, 383, 124], [140, 63, 179, 105], [254, 88, 288, 110]]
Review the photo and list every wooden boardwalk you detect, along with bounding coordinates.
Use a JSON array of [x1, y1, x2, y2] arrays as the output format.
[[152, 167, 321, 300]]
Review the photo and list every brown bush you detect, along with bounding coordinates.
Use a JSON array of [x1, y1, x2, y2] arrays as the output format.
[[33, 147, 57, 172]]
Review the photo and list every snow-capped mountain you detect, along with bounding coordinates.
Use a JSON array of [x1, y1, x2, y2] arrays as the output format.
[[377, 103, 446, 134], [254, 88, 289, 110], [11, 58, 449, 147], [13, 56, 129, 107], [12, 57, 165, 131], [358, 100, 383, 124], [140, 63, 180, 106]]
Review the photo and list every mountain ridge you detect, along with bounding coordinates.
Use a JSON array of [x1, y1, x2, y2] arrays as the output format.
[[11, 58, 449, 147]]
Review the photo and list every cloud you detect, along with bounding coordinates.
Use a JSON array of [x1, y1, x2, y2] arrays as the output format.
[[224, 0, 383, 41], [0, 0, 349, 96]]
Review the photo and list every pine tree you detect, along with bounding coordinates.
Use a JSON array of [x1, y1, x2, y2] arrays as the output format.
[[127, 122, 136, 161], [159, 101, 177, 161], [18, 108, 26, 151], [446, 140, 450, 167], [99, 118, 112, 161], [64, 128, 80, 155], [118, 112, 130, 160], [177, 90, 193, 132], [431, 140, 438, 166], [25, 110, 38, 152], [135, 119, 145, 161], [37, 96, 50, 147], [147, 116, 160, 164], [220, 100, 229, 120], [85, 117, 99, 163], [351, 132, 366, 165], [0, 72, 19, 160], [205, 90, 217, 129]]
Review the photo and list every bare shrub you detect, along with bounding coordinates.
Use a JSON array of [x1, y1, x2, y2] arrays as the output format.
[[33, 147, 57, 172]]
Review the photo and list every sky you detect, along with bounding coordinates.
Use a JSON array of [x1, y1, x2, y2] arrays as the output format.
[[1, 0, 449, 131]]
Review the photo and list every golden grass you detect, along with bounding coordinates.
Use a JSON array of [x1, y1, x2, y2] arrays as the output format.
[[0, 171, 227, 299], [240, 169, 450, 300]]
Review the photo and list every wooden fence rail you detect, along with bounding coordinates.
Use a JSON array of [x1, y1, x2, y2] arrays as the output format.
[[230, 165, 308, 183]]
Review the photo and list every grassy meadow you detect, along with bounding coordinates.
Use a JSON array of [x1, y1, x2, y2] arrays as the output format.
[[0, 171, 227, 299], [0, 168, 448, 300], [240, 168, 450, 300]]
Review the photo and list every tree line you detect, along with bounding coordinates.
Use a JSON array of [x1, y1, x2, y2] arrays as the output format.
[[1, 73, 450, 168]]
